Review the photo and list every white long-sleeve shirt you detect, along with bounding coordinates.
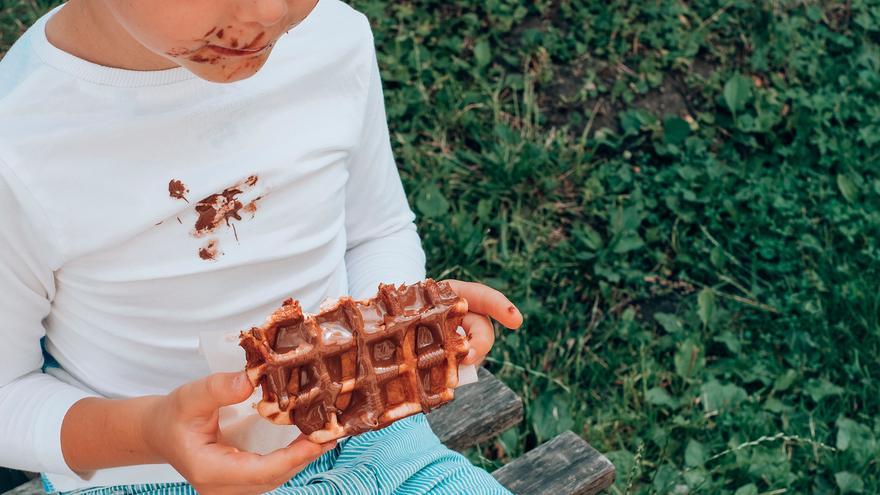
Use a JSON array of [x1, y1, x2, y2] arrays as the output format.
[[0, 0, 427, 490]]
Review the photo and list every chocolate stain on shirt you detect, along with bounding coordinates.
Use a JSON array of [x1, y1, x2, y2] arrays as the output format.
[[198, 239, 221, 261], [169, 175, 261, 261], [192, 175, 258, 237], [168, 179, 189, 203]]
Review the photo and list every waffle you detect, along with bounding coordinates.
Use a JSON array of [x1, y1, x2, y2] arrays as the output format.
[[239, 279, 470, 443]]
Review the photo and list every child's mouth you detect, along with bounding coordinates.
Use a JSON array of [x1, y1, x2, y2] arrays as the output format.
[[207, 44, 271, 57]]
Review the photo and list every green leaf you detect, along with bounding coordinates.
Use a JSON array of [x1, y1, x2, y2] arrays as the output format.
[[836, 417, 877, 465], [574, 225, 604, 251], [612, 232, 645, 254], [654, 313, 684, 334], [805, 378, 844, 401], [610, 206, 642, 234], [723, 74, 753, 114], [835, 472, 865, 494], [713, 331, 741, 353], [734, 484, 758, 495], [652, 464, 680, 492], [645, 387, 677, 408], [697, 288, 716, 327], [700, 380, 747, 412], [476, 198, 493, 221], [763, 397, 792, 413], [415, 186, 450, 218], [684, 439, 706, 467], [709, 246, 725, 269], [531, 392, 574, 443], [773, 369, 798, 392], [474, 40, 491, 68], [663, 116, 690, 145], [674, 340, 704, 380], [837, 173, 861, 203]]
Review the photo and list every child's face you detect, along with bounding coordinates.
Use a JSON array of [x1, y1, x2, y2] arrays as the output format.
[[101, 0, 317, 83]]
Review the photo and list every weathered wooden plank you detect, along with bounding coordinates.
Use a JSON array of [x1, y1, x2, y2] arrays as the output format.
[[492, 431, 615, 495], [428, 367, 524, 452], [1, 478, 41, 495]]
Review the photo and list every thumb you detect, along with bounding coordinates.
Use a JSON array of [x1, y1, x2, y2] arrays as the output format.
[[176, 371, 254, 416]]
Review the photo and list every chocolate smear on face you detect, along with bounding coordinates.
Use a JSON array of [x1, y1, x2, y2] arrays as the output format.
[[190, 54, 221, 65], [168, 179, 189, 203], [199, 239, 221, 261], [244, 32, 265, 50]]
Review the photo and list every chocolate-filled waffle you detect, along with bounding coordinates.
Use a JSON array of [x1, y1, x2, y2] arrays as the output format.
[[239, 279, 470, 443]]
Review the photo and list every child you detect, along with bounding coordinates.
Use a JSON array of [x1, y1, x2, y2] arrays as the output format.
[[0, 1, 523, 493]]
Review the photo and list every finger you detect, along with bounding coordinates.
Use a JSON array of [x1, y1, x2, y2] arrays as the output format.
[[198, 437, 334, 487], [460, 313, 493, 365], [267, 436, 337, 484], [445, 280, 523, 329], [235, 436, 335, 486], [175, 372, 253, 416]]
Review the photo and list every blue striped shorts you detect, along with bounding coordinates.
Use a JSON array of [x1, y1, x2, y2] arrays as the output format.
[[49, 415, 511, 495]]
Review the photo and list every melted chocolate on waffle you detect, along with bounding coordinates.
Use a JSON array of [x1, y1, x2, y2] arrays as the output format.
[[240, 279, 469, 442]]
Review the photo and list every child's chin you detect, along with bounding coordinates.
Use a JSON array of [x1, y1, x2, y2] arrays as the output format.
[[183, 55, 271, 83]]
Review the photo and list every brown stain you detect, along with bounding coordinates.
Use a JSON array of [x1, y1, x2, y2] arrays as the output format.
[[216, 28, 225, 39], [231, 38, 239, 48], [203, 27, 217, 37], [189, 54, 221, 65], [198, 239, 221, 261], [166, 47, 188, 57], [168, 179, 189, 202], [244, 32, 265, 50], [191, 175, 259, 238], [243, 196, 261, 215], [170, 175, 263, 261]]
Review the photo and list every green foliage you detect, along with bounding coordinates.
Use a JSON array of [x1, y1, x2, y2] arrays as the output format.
[[3, 0, 880, 493]]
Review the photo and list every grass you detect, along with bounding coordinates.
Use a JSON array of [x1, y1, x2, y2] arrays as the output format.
[[3, 0, 880, 493]]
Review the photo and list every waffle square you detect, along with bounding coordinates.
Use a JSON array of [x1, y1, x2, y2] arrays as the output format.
[[240, 279, 469, 443]]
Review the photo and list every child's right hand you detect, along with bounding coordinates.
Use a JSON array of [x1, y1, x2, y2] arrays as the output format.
[[142, 371, 335, 495]]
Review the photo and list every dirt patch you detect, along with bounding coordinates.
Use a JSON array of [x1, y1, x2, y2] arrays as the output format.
[[635, 292, 682, 325], [630, 77, 690, 118], [538, 56, 618, 133], [539, 58, 707, 136]]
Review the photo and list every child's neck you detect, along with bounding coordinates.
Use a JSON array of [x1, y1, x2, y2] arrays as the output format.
[[45, 0, 178, 71]]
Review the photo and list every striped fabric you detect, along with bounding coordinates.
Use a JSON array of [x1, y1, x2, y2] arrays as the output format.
[[47, 415, 511, 495]]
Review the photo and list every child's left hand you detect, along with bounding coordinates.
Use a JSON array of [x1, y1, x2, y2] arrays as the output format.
[[444, 280, 523, 365]]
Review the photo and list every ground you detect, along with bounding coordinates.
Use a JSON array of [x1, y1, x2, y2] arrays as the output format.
[[2, 0, 880, 494]]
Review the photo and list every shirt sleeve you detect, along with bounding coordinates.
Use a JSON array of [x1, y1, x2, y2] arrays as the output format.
[[343, 25, 426, 300], [0, 162, 96, 476]]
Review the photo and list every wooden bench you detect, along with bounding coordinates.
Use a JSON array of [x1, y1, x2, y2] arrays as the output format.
[[2, 369, 615, 495]]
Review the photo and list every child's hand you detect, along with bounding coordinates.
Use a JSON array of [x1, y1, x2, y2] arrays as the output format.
[[143, 372, 335, 495], [444, 280, 523, 365]]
